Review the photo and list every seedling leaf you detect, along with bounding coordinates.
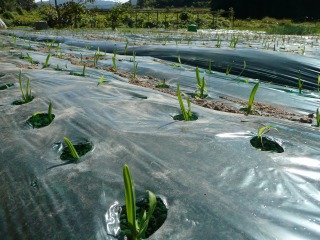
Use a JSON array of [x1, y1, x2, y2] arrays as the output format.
[[123, 164, 137, 239], [247, 82, 259, 115], [63, 137, 80, 159]]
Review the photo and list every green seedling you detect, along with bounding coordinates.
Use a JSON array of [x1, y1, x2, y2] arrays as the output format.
[[172, 55, 182, 68], [97, 75, 105, 85], [163, 36, 168, 45], [133, 62, 138, 79], [257, 125, 277, 147], [206, 61, 213, 74], [316, 108, 320, 127], [63, 137, 80, 159], [230, 36, 239, 48], [195, 67, 207, 99], [18, 70, 33, 103], [80, 53, 83, 63], [298, 70, 303, 94], [112, 56, 117, 72], [43, 54, 51, 68], [246, 82, 259, 115], [236, 60, 247, 80], [26, 52, 33, 64], [124, 38, 129, 55], [94, 53, 99, 67], [177, 84, 193, 121], [318, 75, 320, 92], [226, 64, 233, 75], [155, 79, 169, 88], [82, 64, 86, 76], [48, 101, 53, 122], [215, 35, 221, 48], [123, 164, 156, 240]]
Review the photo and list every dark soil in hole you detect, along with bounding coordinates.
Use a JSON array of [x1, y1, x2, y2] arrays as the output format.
[[60, 142, 93, 161], [250, 136, 284, 153], [0, 73, 5, 78], [173, 113, 198, 121], [0, 83, 14, 90], [26, 113, 55, 128], [120, 196, 168, 239], [239, 107, 260, 115], [12, 97, 34, 105]]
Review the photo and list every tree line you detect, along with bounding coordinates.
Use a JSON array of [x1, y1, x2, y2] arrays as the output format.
[[211, 0, 320, 20]]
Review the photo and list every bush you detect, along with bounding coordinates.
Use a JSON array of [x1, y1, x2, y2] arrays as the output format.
[[16, 6, 24, 15], [2, 11, 14, 20]]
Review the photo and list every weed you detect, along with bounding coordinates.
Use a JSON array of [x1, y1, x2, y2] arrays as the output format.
[[298, 70, 303, 94], [123, 164, 156, 240], [176, 84, 193, 121], [246, 82, 259, 115], [63, 137, 80, 159], [195, 67, 207, 99]]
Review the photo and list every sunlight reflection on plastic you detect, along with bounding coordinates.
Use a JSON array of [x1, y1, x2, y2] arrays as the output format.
[[105, 201, 121, 238], [216, 131, 252, 139]]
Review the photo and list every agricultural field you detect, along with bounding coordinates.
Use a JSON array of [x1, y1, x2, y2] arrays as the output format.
[[0, 27, 320, 239]]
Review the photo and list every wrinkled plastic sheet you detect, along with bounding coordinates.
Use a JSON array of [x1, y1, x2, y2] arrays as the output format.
[[0, 31, 320, 240]]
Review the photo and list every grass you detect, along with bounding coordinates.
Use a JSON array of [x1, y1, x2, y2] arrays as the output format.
[[123, 164, 156, 240], [63, 137, 80, 159], [246, 82, 259, 115]]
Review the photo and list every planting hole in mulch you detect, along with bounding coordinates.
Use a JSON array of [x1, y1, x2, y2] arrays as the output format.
[[26, 113, 55, 128], [60, 142, 93, 161], [187, 92, 208, 99], [173, 113, 198, 121], [250, 136, 284, 153], [0, 83, 14, 90], [12, 97, 34, 105], [155, 82, 169, 88], [120, 196, 168, 239]]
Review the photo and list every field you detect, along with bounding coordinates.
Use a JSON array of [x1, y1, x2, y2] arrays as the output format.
[[1, 27, 320, 239]]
